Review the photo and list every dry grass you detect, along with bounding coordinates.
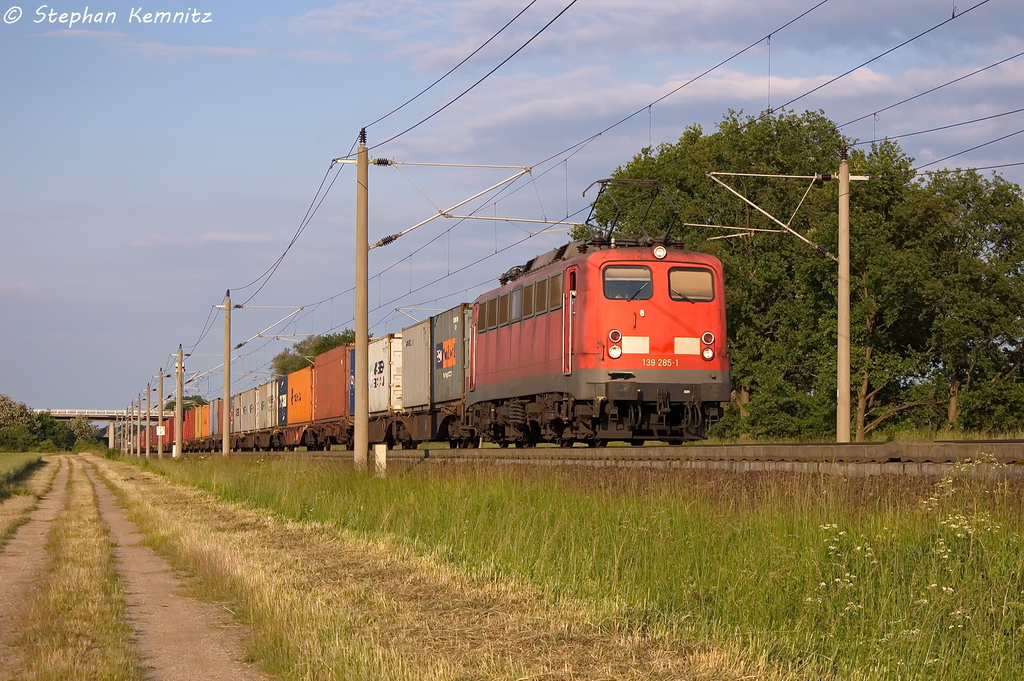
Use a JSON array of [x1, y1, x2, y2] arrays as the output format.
[[15, 457, 141, 681], [0, 456, 60, 549], [93, 456, 806, 681]]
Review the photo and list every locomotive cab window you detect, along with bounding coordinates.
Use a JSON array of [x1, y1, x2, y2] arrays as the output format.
[[604, 266, 652, 300], [669, 267, 714, 302]]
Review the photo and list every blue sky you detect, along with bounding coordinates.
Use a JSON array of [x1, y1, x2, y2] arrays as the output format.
[[2, 0, 1023, 410]]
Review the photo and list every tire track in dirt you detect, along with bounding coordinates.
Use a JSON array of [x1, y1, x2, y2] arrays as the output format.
[[0, 457, 68, 677], [82, 459, 275, 681]]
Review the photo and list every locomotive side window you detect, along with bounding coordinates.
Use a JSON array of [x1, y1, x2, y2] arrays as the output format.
[[549, 272, 563, 309], [510, 287, 522, 322], [498, 293, 510, 326], [534, 278, 548, 315], [522, 282, 535, 318], [485, 297, 497, 330], [669, 268, 714, 302], [604, 266, 652, 300]]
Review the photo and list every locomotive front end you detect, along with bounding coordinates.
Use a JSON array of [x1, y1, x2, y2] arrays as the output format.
[[574, 244, 730, 442]]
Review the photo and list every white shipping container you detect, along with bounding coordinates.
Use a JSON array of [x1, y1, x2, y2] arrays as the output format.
[[239, 387, 258, 433], [401, 320, 431, 409], [369, 334, 403, 415], [256, 381, 278, 430]]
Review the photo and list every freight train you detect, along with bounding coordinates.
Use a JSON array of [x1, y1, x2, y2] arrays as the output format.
[[138, 233, 731, 452]]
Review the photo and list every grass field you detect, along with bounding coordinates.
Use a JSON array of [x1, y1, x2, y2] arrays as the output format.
[[0, 452, 42, 497], [136, 455, 1024, 680]]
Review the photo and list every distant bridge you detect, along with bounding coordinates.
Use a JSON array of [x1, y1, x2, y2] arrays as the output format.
[[34, 409, 174, 422]]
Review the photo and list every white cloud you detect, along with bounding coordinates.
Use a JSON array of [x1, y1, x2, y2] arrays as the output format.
[[43, 28, 349, 61]]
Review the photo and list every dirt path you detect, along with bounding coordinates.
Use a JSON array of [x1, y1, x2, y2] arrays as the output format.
[[81, 459, 274, 681], [0, 456, 274, 681], [0, 457, 67, 677]]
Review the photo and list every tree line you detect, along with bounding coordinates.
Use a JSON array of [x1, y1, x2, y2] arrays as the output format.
[[593, 109, 1024, 440], [0, 394, 102, 452]]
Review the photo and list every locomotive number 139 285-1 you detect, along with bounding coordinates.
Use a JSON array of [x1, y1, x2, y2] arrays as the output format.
[[642, 358, 679, 367]]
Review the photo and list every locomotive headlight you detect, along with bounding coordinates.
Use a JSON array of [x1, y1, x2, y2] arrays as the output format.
[[701, 331, 715, 345], [609, 345, 623, 359], [701, 347, 715, 360], [653, 245, 668, 259], [608, 329, 622, 343]]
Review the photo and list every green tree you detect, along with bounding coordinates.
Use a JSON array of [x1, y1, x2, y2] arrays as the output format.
[[912, 170, 1024, 430], [0, 394, 34, 431], [163, 395, 208, 412], [0, 422, 35, 452], [34, 412, 74, 450], [844, 142, 935, 439], [272, 330, 355, 377], [68, 415, 99, 443]]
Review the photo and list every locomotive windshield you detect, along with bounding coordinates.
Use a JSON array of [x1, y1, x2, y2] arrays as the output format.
[[669, 267, 714, 302], [604, 266, 652, 300]]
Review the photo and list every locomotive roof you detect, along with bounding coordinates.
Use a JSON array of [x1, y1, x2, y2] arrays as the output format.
[[497, 235, 701, 286]]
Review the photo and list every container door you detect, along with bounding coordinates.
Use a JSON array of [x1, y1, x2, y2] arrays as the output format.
[[562, 267, 578, 375]]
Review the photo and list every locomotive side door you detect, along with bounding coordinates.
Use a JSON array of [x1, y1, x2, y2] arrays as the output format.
[[562, 267, 577, 375]]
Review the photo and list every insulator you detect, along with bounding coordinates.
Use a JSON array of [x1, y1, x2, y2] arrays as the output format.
[[373, 158, 392, 166]]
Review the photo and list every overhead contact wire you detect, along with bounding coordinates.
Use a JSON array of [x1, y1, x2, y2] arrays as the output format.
[[370, 0, 581, 150], [840, 48, 1024, 129], [767, 0, 994, 118], [364, 0, 541, 130]]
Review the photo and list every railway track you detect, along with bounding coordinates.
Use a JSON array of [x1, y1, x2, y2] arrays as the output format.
[[165, 439, 1024, 477]]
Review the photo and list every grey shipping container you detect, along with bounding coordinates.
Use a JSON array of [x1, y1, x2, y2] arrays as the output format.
[[369, 334, 403, 414], [210, 398, 221, 436], [401, 318, 432, 409], [430, 303, 471, 404]]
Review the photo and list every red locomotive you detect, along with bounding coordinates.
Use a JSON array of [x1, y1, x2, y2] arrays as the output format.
[[464, 235, 730, 446]]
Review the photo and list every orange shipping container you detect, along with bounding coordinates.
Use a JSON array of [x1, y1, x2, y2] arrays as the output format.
[[313, 345, 352, 421], [195, 404, 206, 439], [287, 365, 314, 425], [201, 404, 212, 437]]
